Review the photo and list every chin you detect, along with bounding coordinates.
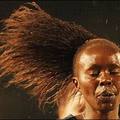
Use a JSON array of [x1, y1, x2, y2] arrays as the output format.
[[99, 103, 115, 112], [96, 95, 117, 112]]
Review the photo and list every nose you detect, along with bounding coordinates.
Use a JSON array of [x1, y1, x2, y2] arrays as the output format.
[[99, 71, 113, 86], [99, 79, 112, 86]]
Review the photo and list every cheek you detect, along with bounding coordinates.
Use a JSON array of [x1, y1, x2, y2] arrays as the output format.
[[113, 77, 120, 92], [110, 77, 120, 103], [78, 73, 96, 96]]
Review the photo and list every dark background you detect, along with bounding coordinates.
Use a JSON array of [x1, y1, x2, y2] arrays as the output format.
[[0, 0, 120, 119], [0, 0, 120, 42]]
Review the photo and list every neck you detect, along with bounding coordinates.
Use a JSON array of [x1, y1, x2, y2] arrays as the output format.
[[82, 101, 119, 119]]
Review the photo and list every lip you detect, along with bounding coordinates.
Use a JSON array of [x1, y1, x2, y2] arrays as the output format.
[[96, 92, 116, 103]]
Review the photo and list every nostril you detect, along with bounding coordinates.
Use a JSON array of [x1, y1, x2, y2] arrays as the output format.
[[100, 82, 104, 86], [108, 81, 112, 85]]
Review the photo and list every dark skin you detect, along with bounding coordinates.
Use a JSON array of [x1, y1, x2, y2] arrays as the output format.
[[73, 39, 120, 119]]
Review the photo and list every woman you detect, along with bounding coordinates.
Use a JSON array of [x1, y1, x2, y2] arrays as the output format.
[[64, 38, 120, 119], [0, 2, 119, 119]]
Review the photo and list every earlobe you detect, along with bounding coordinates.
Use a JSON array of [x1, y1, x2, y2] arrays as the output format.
[[72, 77, 79, 88]]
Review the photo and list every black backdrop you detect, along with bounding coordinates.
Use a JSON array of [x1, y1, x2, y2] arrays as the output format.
[[0, 0, 120, 119], [1, 0, 120, 42]]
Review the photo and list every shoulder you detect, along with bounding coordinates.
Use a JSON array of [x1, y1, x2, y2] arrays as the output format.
[[64, 114, 83, 120], [64, 114, 77, 120]]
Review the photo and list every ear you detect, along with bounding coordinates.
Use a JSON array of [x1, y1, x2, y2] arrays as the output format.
[[72, 77, 79, 89]]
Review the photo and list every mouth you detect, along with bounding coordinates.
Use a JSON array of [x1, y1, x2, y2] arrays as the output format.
[[95, 85, 118, 103], [96, 92, 116, 103]]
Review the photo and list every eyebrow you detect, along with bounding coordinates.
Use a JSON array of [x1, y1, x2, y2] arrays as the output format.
[[87, 64, 101, 70], [108, 64, 120, 69], [87, 64, 120, 70]]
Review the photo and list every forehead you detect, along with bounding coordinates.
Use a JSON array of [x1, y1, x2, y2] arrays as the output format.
[[79, 52, 120, 68], [76, 42, 120, 69]]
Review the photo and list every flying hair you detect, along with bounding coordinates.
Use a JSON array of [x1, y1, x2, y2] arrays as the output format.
[[0, 2, 97, 110]]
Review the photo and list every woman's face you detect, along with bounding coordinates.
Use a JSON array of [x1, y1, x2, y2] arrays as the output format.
[[75, 42, 120, 112]]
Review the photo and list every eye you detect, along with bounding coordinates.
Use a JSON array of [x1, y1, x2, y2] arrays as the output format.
[[109, 69, 120, 75], [89, 69, 100, 77]]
